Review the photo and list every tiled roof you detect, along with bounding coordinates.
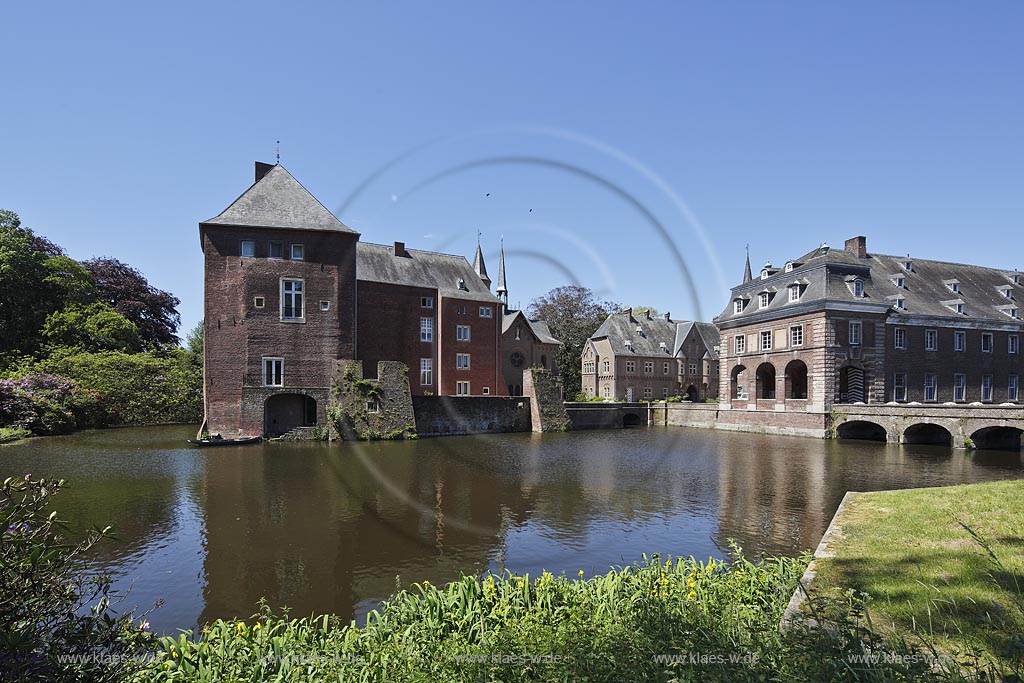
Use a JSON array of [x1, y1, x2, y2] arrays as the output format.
[[590, 311, 717, 358], [203, 164, 357, 233], [717, 238, 1022, 326], [357, 243, 500, 304], [502, 310, 562, 345]]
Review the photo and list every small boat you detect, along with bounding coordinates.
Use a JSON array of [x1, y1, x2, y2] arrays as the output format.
[[187, 436, 262, 447]]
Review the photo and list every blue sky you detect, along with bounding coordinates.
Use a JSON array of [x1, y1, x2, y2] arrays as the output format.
[[3, 1, 1022, 337]]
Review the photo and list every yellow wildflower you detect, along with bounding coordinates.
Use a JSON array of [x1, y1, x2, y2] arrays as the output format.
[[254, 622, 262, 631], [578, 570, 585, 577], [687, 590, 697, 600]]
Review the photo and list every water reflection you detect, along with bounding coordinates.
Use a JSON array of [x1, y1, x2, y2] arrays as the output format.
[[1, 425, 1020, 634]]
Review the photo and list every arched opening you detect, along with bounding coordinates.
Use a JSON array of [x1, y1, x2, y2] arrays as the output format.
[[755, 363, 776, 400], [264, 394, 317, 437], [541, 354, 547, 368], [785, 360, 808, 400], [904, 423, 952, 446], [839, 365, 866, 403], [730, 365, 748, 400], [970, 426, 1023, 451], [622, 412, 643, 427], [686, 384, 698, 401], [836, 420, 887, 442]]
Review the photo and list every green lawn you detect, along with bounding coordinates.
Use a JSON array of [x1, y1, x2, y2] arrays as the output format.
[[811, 479, 1024, 668]]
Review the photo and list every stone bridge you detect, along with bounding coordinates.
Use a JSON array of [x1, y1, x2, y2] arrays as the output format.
[[830, 404, 1024, 450], [564, 402, 653, 430]]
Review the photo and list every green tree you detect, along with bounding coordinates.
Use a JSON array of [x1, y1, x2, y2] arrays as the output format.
[[625, 305, 660, 317], [41, 302, 141, 354], [528, 286, 619, 397], [82, 257, 181, 348]]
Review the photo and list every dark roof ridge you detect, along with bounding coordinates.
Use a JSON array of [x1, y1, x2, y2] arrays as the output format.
[[872, 252, 1019, 273], [359, 241, 471, 260]]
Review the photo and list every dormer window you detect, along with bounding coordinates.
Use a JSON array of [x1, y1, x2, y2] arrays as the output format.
[[457, 278, 468, 291], [944, 279, 960, 294], [788, 284, 801, 303], [901, 260, 913, 272], [999, 286, 1015, 300], [999, 305, 1019, 319], [635, 324, 644, 336], [1012, 273, 1022, 285], [847, 278, 865, 297], [892, 276, 906, 289], [624, 339, 633, 351], [761, 269, 770, 279], [893, 297, 905, 310], [943, 299, 965, 314], [733, 299, 744, 314], [784, 263, 793, 273], [759, 292, 770, 308]]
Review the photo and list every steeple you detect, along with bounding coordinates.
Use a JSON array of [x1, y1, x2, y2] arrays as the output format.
[[473, 231, 491, 289], [742, 244, 752, 284], [496, 237, 508, 310]]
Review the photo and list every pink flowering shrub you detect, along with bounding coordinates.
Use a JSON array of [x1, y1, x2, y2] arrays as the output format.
[[0, 374, 110, 435]]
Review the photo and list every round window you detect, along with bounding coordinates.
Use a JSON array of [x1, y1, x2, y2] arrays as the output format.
[[510, 352, 524, 368]]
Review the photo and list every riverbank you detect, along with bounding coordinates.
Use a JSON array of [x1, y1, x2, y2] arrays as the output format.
[[804, 480, 1024, 670]]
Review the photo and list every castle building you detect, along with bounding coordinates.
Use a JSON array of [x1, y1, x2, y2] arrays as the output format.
[[580, 309, 720, 402], [715, 236, 1022, 423], [492, 242, 562, 396], [200, 162, 503, 437]]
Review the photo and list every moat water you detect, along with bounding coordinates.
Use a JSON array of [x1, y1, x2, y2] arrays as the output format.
[[2, 425, 1022, 634]]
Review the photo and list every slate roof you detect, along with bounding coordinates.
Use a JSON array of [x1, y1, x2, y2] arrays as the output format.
[[203, 164, 357, 233], [357, 243, 500, 303], [589, 311, 718, 358], [717, 238, 1023, 327], [501, 310, 562, 345]]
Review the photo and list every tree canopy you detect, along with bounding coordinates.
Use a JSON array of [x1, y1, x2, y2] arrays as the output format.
[[82, 257, 181, 348], [528, 285, 619, 397]]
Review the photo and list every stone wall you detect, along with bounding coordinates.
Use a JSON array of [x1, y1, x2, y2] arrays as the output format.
[[412, 396, 531, 437], [522, 368, 570, 432], [663, 402, 719, 429], [329, 360, 416, 440]]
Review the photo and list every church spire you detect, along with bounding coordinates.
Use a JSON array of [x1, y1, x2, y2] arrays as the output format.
[[473, 231, 491, 289], [496, 237, 508, 310], [742, 244, 752, 284]]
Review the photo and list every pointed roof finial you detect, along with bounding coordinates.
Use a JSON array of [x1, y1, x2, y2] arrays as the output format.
[[473, 234, 491, 290], [742, 244, 753, 284], [496, 236, 508, 302], [276, 141, 280, 164]]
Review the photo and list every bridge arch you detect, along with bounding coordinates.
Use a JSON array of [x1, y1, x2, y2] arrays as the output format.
[[785, 359, 808, 400], [903, 422, 953, 446], [622, 411, 643, 427], [836, 420, 887, 442], [264, 393, 318, 437], [755, 362, 777, 400], [730, 364, 748, 400], [970, 426, 1023, 451]]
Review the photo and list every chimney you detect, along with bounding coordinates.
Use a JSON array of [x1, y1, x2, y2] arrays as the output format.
[[644, 310, 652, 320], [845, 236, 867, 258], [255, 161, 274, 182], [393, 241, 406, 257], [664, 312, 671, 321], [623, 307, 633, 321]]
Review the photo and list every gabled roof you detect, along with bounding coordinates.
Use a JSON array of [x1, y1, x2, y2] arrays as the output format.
[[357, 242, 501, 303], [673, 321, 721, 360], [203, 164, 357, 233], [590, 310, 715, 358], [501, 310, 562, 345]]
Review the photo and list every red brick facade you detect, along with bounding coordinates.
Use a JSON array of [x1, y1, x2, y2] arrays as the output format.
[[437, 297, 502, 397]]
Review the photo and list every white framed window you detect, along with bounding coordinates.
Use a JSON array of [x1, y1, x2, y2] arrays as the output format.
[[602, 360, 610, 373], [241, 240, 255, 258], [948, 281, 960, 294], [420, 359, 433, 385], [954, 331, 965, 352], [733, 299, 744, 314], [894, 328, 907, 350], [269, 240, 284, 258], [643, 387, 653, 399], [924, 372, 937, 402], [954, 373, 966, 402], [689, 362, 698, 376], [290, 243, 304, 260], [644, 361, 653, 373], [482, 387, 490, 395], [849, 321, 862, 346], [893, 373, 907, 402], [999, 287, 1014, 300], [1010, 335, 1019, 355], [893, 297, 905, 310], [457, 325, 471, 341], [479, 306, 493, 318], [456, 381, 470, 396], [320, 300, 330, 311], [735, 335, 746, 354], [982, 333, 993, 353], [421, 297, 433, 308], [457, 353, 470, 369], [262, 357, 283, 387], [789, 285, 801, 303], [626, 360, 635, 373], [925, 329, 937, 351], [954, 302, 965, 314], [663, 362, 670, 374], [981, 375, 993, 402], [760, 330, 772, 351], [901, 260, 913, 272], [366, 400, 379, 413], [853, 280, 864, 297], [602, 386, 610, 398], [790, 325, 803, 347], [759, 292, 770, 308], [254, 296, 265, 309], [1009, 374, 1018, 402], [280, 279, 304, 320], [420, 317, 433, 342], [893, 276, 905, 289]]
